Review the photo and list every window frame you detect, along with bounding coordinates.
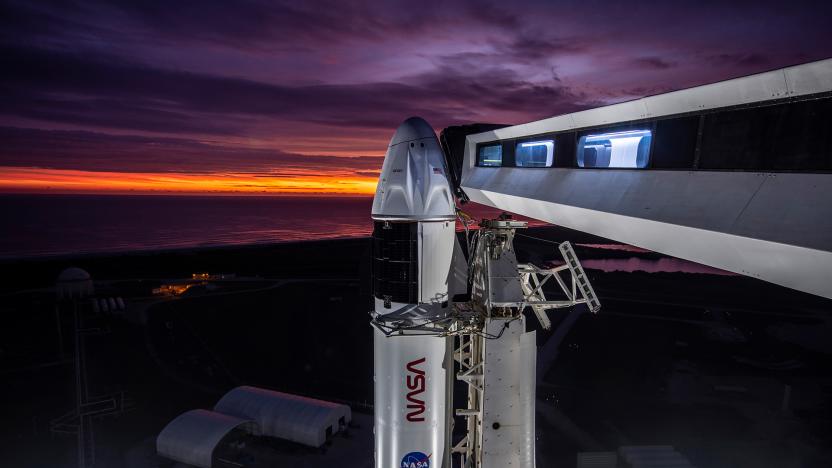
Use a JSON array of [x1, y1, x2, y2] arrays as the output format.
[[575, 126, 656, 169], [475, 142, 504, 167], [514, 138, 556, 168], [467, 93, 832, 173]]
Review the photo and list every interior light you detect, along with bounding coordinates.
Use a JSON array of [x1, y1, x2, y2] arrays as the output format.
[[585, 130, 651, 141]]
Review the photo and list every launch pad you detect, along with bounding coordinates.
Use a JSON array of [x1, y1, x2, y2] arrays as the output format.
[[368, 116, 605, 468], [370, 58, 832, 467], [371, 182, 601, 468]]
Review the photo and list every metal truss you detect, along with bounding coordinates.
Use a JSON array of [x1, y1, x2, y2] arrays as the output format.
[[451, 331, 484, 468], [518, 241, 601, 330], [451, 216, 602, 468]]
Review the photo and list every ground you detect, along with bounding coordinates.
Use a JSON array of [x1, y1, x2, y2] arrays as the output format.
[[1, 229, 830, 467]]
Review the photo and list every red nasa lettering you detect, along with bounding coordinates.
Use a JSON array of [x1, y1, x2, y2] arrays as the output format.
[[405, 357, 426, 422]]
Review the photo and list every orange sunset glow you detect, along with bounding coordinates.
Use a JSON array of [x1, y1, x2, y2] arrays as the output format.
[[0, 167, 379, 195]]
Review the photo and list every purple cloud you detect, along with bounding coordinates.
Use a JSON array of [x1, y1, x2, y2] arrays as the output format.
[[0, 0, 830, 182], [0, 126, 382, 175]]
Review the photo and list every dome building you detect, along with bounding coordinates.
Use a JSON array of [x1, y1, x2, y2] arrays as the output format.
[[56, 267, 93, 300]]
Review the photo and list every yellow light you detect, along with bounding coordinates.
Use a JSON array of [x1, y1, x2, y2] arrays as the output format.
[[0, 166, 379, 195]]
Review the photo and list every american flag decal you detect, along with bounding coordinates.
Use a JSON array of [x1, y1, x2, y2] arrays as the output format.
[[432, 167, 442, 174]]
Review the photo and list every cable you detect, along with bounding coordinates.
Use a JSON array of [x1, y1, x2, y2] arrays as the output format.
[[516, 232, 561, 245], [371, 314, 453, 337], [456, 207, 476, 256], [469, 315, 521, 340]]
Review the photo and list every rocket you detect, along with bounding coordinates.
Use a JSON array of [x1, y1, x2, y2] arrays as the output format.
[[371, 117, 457, 468]]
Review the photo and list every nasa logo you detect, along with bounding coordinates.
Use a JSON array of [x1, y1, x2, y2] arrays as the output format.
[[400, 451, 430, 468], [405, 357, 426, 422]]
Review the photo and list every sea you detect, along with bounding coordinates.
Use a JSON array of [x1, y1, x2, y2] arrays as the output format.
[[0, 194, 739, 277], [0, 194, 514, 258]]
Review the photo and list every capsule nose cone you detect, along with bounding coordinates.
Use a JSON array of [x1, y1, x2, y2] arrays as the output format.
[[389, 116, 436, 146]]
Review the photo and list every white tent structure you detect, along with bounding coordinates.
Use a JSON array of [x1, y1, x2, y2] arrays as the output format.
[[156, 409, 260, 468], [215, 386, 351, 448], [56, 267, 93, 299]]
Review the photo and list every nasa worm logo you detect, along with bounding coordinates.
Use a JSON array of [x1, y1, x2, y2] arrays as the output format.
[[405, 357, 426, 422], [400, 451, 430, 468]]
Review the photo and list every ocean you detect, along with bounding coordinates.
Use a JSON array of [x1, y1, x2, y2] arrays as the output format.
[[0, 194, 512, 258], [0, 194, 738, 277]]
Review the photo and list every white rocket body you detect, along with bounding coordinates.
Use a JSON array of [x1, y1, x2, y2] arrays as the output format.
[[372, 117, 456, 468]]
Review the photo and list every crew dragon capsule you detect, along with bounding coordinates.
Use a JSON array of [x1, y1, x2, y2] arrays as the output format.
[[371, 117, 458, 468]]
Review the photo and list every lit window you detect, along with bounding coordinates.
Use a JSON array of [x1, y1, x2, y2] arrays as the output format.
[[477, 144, 502, 167], [515, 140, 554, 167], [577, 130, 652, 168]]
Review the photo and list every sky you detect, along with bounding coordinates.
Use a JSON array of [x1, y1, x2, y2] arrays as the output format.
[[1, 0, 830, 195]]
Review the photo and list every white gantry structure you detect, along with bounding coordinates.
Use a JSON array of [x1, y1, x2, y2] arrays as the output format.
[[448, 58, 832, 299]]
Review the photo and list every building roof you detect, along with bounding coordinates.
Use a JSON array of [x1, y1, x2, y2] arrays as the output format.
[[156, 409, 259, 468], [57, 267, 90, 282], [214, 386, 351, 448], [56, 267, 93, 299]]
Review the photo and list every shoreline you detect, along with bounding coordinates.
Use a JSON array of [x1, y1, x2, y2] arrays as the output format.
[[0, 222, 613, 264], [0, 232, 374, 262]]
